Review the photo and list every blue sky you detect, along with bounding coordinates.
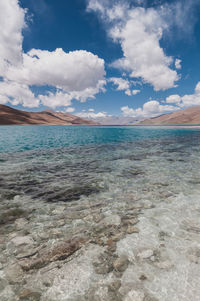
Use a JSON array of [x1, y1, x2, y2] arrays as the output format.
[[0, 0, 200, 119]]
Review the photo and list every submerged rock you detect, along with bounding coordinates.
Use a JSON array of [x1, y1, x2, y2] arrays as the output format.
[[18, 289, 41, 301], [93, 251, 114, 275], [137, 249, 154, 260], [113, 256, 129, 273], [4, 263, 24, 284], [124, 289, 145, 301], [104, 215, 121, 226], [43, 184, 101, 203], [20, 236, 88, 271], [126, 226, 139, 234], [15, 218, 29, 231], [11, 236, 34, 247], [0, 208, 27, 225]]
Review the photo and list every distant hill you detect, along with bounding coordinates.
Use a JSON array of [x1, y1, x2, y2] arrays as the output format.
[[135, 106, 200, 125], [94, 116, 139, 125], [0, 105, 97, 125]]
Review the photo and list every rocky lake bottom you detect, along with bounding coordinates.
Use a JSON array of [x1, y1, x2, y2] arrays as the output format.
[[0, 125, 200, 301]]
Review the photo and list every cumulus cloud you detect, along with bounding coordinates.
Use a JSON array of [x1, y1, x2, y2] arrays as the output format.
[[124, 81, 200, 120], [132, 89, 140, 95], [65, 107, 75, 113], [0, 0, 106, 108], [76, 110, 108, 119], [121, 100, 177, 119], [0, 0, 25, 77], [175, 59, 182, 69], [109, 77, 131, 95], [7, 49, 105, 93], [88, 1, 179, 91], [165, 82, 200, 107], [39, 91, 72, 108], [0, 80, 39, 108], [109, 77, 129, 91], [166, 94, 181, 104], [109, 77, 140, 96]]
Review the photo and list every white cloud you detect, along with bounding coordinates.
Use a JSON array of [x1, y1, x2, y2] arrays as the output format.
[[121, 100, 177, 119], [69, 79, 106, 103], [109, 77, 140, 96], [76, 111, 108, 119], [122, 81, 200, 119], [89, 108, 95, 111], [0, 0, 25, 77], [65, 107, 75, 113], [180, 82, 200, 107], [125, 89, 131, 96], [165, 82, 200, 107], [195, 82, 200, 93], [88, 1, 179, 91], [109, 77, 129, 91], [39, 91, 72, 109], [7, 49, 105, 93], [109, 77, 131, 95], [166, 94, 181, 104], [175, 59, 182, 69], [132, 89, 140, 95], [87, 0, 105, 15], [0, 80, 40, 108], [0, 0, 106, 108]]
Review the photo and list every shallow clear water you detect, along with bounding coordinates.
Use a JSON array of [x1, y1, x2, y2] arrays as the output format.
[[1, 125, 200, 204], [0, 125, 200, 301]]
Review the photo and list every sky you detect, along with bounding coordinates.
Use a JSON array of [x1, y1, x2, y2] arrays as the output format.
[[1, 0, 200, 120]]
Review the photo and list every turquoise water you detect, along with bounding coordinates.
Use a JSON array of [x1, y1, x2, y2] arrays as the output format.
[[0, 125, 199, 153]]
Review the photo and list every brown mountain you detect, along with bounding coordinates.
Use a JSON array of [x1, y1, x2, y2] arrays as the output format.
[[0, 105, 97, 125], [135, 106, 200, 125]]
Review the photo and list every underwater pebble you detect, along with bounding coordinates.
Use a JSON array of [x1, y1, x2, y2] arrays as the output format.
[[124, 289, 145, 301]]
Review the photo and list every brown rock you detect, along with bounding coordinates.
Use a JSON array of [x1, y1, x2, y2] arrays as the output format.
[[121, 217, 139, 226], [113, 256, 129, 272], [18, 289, 41, 300], [93, 252, 114, 275], [20, 236, 87, 271], [108, 280, 121, 292], [139, 274, 147, 281], [126, 226, 139, 234], [106, 238, 114, 246], [111, 233, 125, 242]]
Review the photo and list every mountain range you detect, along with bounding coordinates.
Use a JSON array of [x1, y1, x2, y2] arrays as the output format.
[[1, 104, 200, 125], [0, 105, 97, 125], [135, 106, 200, 125]]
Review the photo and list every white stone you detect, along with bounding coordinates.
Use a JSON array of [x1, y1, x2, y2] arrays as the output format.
[[52, 206, 65, 215], [155, 260, 174, 269], [124, 289, 145, 301], [137, 249, 154, 260], [41, 245, 101, 301], [15, 218, 28, 230], [4, 264, 23, 284], [11, 236, 34, 247], [104, 214, 121, 226], [0, 286, 17, 301]]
